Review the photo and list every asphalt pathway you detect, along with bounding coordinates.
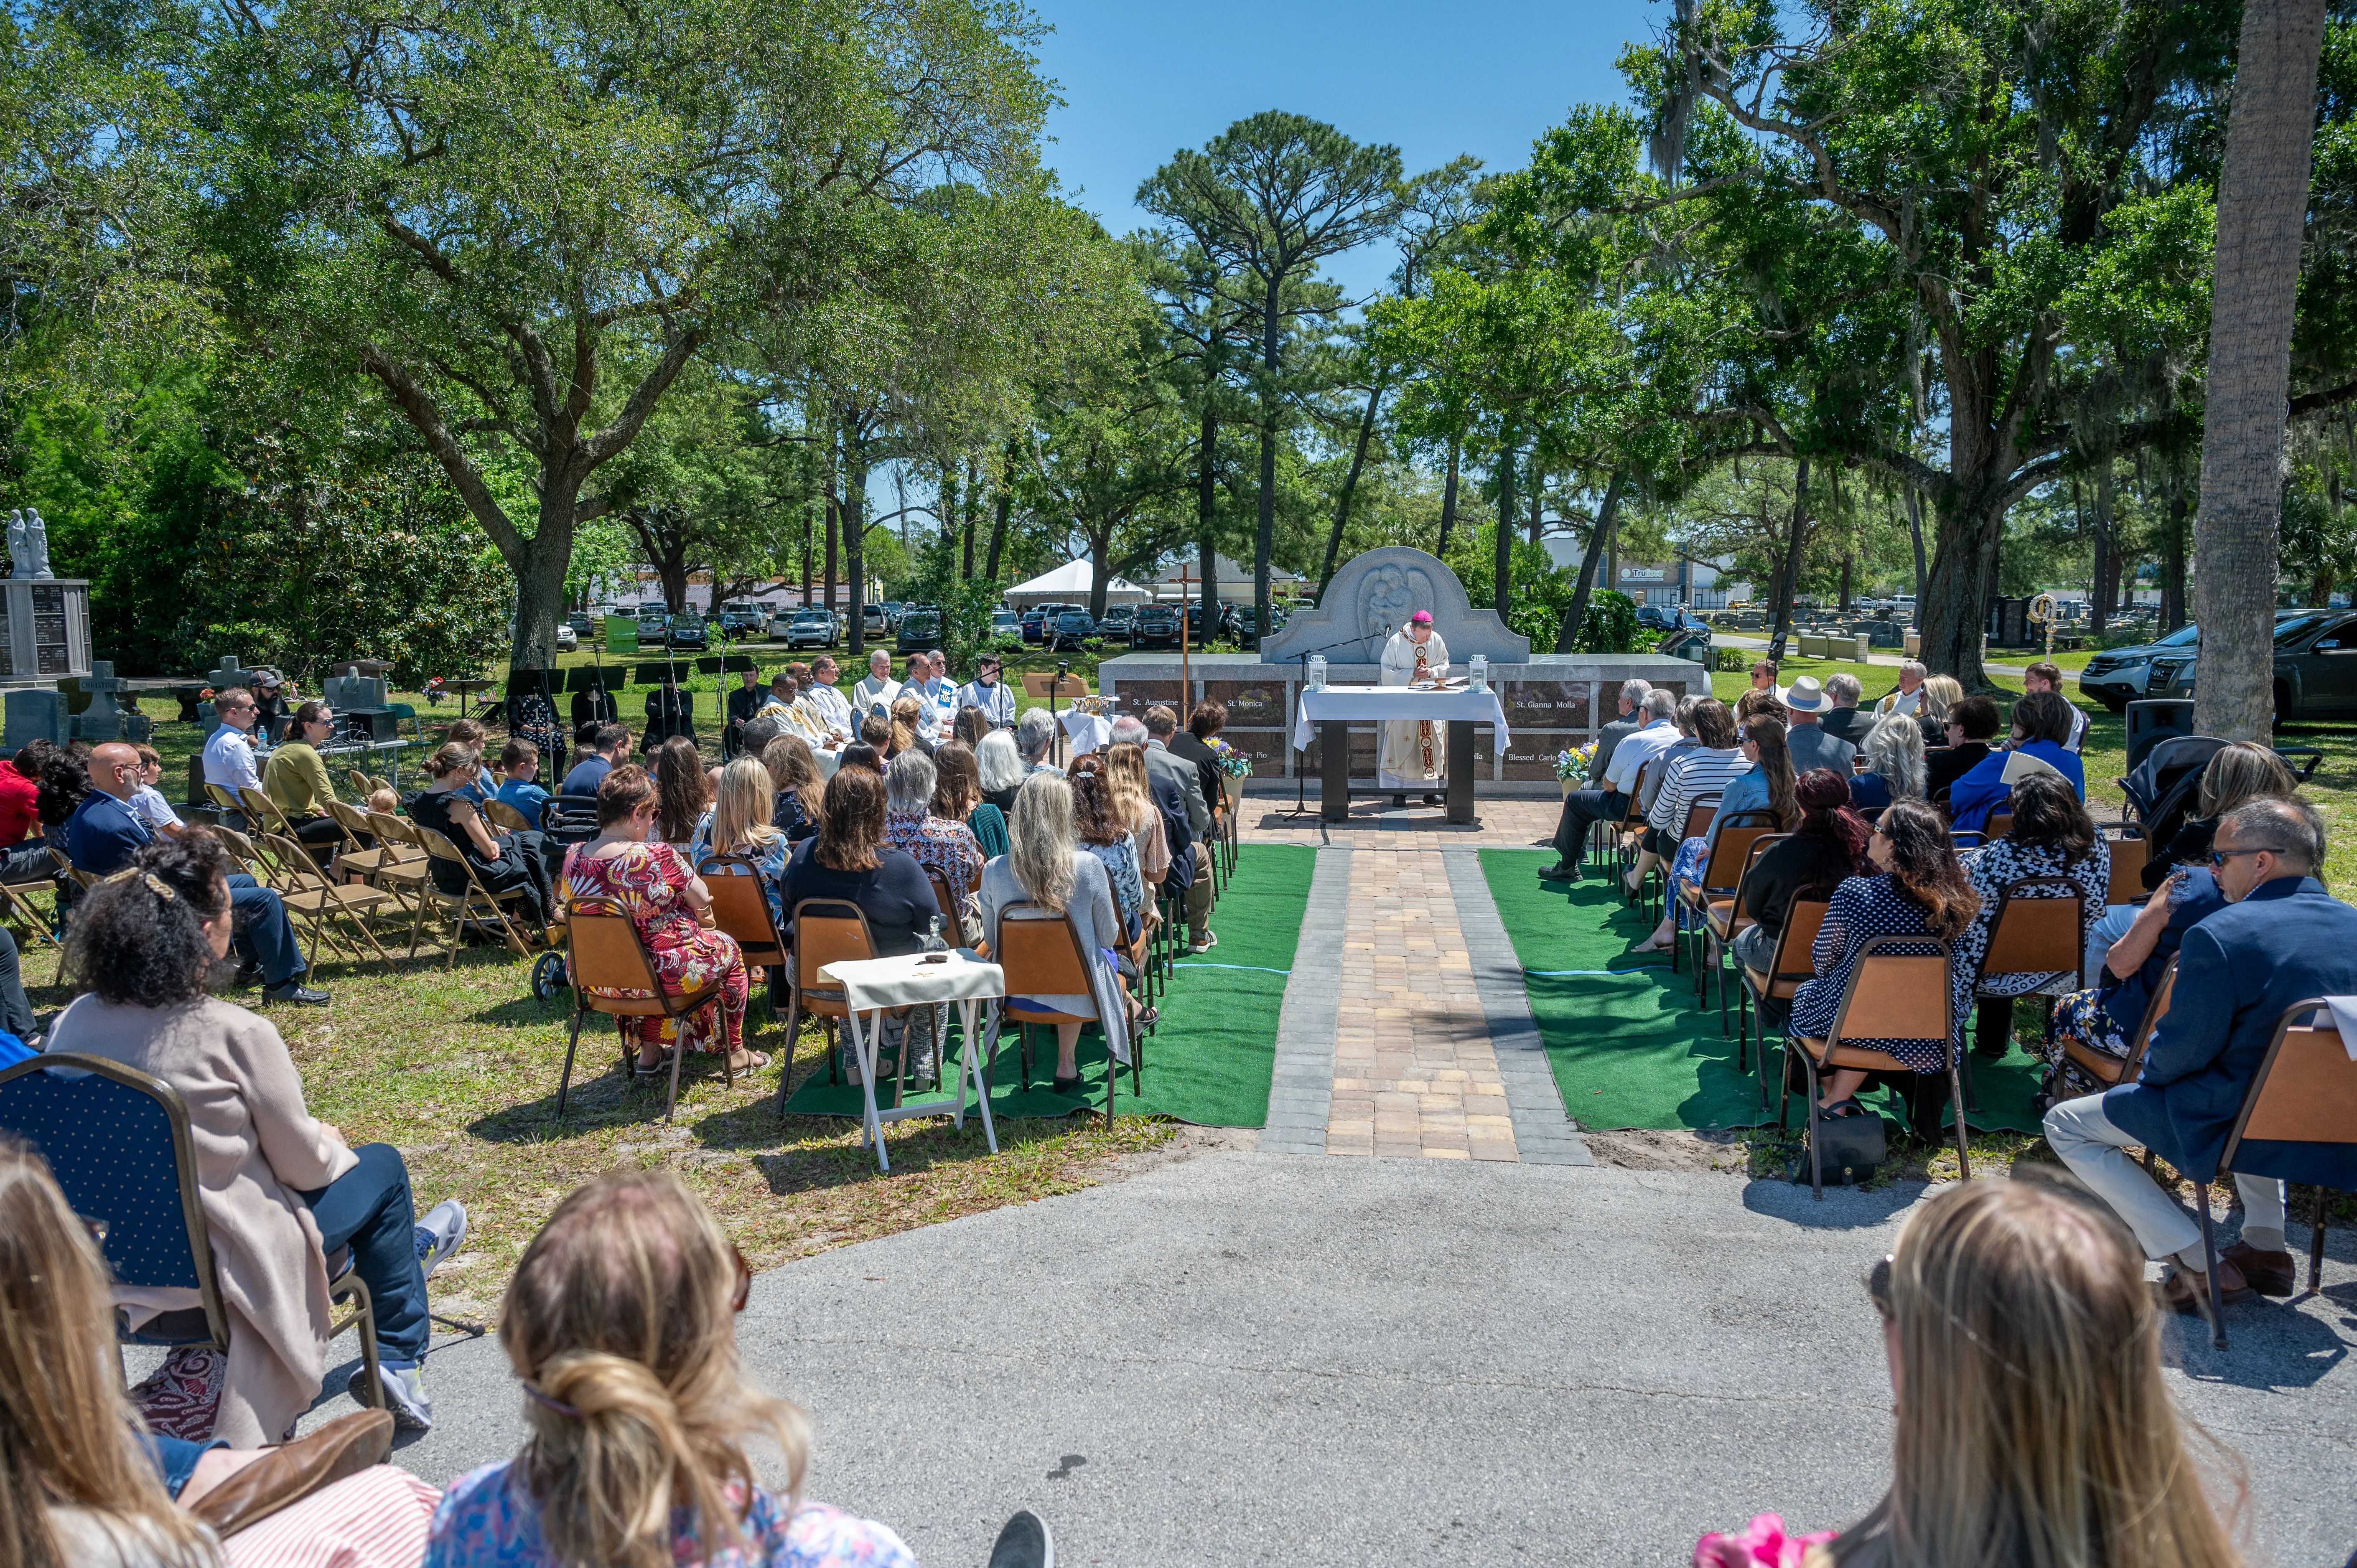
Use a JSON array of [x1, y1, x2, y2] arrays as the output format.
[[354, 1156, 2356, 1568]]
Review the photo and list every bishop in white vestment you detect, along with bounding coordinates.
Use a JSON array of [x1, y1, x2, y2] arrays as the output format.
[[1377, 611, 1448, 800]]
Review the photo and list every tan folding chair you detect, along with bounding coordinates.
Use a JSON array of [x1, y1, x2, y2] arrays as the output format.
[[1700, 829, 1789, 1028], [2053, 956, 2175, 1095], [2194, 999, 2357, 1342], [774, 900, 883, 1109], [555, 907, 725, 1123], [995, 899, 1127, 1121], [261, 833, 398, 973], [0, 869, 60, 948], [237, 786, 295, 839], [346, 770, 373, 798], [408, 825, 537, 968], [1739, 897, 1831, 1101], [1985, 811, 2013, 841], [1674, 809, 1773, 996], [481, 798, 532, 834], [204, 781, 244, 818], [364, 812, 434, 917], [1778, 936, 1965, 1199], [326, 800, 404, 887], [699, 854, 786, 1026]]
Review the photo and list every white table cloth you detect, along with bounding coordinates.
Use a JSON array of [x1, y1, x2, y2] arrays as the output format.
[[1290, 685, 1512, 751], [1060, 709, 1112, 758], [820, 948, 1005, 1172]]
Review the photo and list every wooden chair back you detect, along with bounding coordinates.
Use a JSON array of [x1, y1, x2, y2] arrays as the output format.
[[1677, 793, 1722, 843], [2222, 1002, 2357, 1165], [1985, 811, 2014, 841], [1764, 899, 1832, 1000], [699, 856, 786, 967], [1978, 875, 2084, 983], [1698, 814, 1778, 898], [995, 900, 1096, 1022]]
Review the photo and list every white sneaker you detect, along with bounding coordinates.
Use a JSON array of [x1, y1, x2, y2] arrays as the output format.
[[350, 1362, 433, 1431], [413, 1200, 467, 1278], [1187, 931, 1217, 954]]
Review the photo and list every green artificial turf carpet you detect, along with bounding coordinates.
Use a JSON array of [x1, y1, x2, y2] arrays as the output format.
[[782, 843, 1313, 1126], [1478, 849, 2050, 1134]]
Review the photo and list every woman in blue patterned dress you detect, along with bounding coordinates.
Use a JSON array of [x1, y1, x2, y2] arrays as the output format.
[[1788, 799, 1980, 1121], [1950, 773, 2110, 1059], [425, 1169, 915, 1568]]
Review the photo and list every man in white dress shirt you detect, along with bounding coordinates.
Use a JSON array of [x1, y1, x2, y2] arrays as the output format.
[[1540, 688, 1680, 881], [955, 653, 1018, 729], [202, 686, 265, 794], [851, 649, 901, 720]]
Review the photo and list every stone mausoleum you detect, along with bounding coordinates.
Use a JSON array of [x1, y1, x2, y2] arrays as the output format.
[[1097, 548, 1703, 798]]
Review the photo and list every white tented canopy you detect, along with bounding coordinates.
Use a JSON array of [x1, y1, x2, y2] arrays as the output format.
[[1003, 560, 1153, 607]]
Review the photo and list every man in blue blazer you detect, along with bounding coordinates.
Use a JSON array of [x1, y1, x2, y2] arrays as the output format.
[[2045, 797, 2357, 1310]]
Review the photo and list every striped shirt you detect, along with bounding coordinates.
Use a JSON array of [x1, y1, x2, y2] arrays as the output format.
[[1648, 747, 1751, 834]]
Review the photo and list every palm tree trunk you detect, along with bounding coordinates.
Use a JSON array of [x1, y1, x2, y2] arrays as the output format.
[[2194, 0, 2328, 739]]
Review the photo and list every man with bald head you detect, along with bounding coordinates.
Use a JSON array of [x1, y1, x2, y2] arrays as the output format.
[[64, 743, 328, 1005]]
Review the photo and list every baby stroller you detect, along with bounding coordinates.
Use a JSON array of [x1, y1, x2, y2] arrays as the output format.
[[2118, 735, 2228, 844]]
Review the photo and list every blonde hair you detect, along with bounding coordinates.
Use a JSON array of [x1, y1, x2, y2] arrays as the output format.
[[367, 788, 399, 814], [0, 1139, 219, 1568], [1917, 675, 1964, 725], [2197, 740, 2298, 820], [1862, 714, 1927, 800], [759, 734, 819, 798], [1104, 742, 1153, 835], [1833, 1177, 2245, 1568], [500, 1170, 809, 1568], [709, 759, 779, 862], [1009, 773, 1079, 914], [888, 696, 923, 757]]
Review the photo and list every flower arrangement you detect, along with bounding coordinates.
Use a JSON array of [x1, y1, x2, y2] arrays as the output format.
[[1552, 741, 1596, 782], [1693, 1514, 1834, 1568], [1207, 737, 1253, 778]]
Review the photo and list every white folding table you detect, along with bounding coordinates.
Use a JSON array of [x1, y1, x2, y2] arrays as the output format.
[[819, 948, 1005, 1172]]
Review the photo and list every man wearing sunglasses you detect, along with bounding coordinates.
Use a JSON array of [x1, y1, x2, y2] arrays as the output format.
[[2044, 797, 2357, 1311]]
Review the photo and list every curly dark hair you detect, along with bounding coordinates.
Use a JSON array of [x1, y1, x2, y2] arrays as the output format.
[[33, 740, 91, 829], [63, 831, 235, 1005], [2006, 773, 2097, 864], [1876, 799, 1980, 941]]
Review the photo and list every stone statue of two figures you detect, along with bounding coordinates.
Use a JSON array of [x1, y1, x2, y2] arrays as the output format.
[[5, 510, 51, 580]]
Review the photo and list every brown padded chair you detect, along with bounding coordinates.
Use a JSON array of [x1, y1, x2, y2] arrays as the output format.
[[995, 899, 1127, 1121], [1653, 794, 1720, 935], [699, 855, 786, 1024], [1779, 937, 1966, 1199], [1611, 758, 1657, 894], [1965, 874, 2085, 1099], [1739, 897, 1830, 1098], [2102, 828, 2152, 908], [774, 900, 883, 1111], [2194, 1000, 2357, 1345], [1701, 829, 1789, 1029], [1985, 811, 2014, 841], [557, 907, 727, 1123], [2056, 956, 2177, 1100], [1674, 810, 1774, 996]]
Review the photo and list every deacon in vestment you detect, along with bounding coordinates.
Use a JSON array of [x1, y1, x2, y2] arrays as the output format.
[[1377, 610, 1449, 805]]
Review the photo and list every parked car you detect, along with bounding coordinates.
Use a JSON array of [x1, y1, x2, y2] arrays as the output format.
[[774, 607, 840, 648], [861, 603, 892, 638], [2145, 609, 2357, 720], [717, 601, 766, 637], [664, 614, 709, 650], [1636, 605, 1710, 634], [896, 610, 943, 653], [553, 623, 579, 653], [1130, 604, 1182, 649], [1234, 605, 1287, 640], [2078, 623, 2198, 712], [1048, 609, 1097, 651], [991, 607, 1021, 639], [566, 610, 596, 635], [1023, 602, 1075, 643], [1095, 605, 1136, 642]]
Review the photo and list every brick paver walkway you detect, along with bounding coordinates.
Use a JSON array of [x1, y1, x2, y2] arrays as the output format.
[[1236, 793, 1563, 852], [1324, 850, 1519, 1161]]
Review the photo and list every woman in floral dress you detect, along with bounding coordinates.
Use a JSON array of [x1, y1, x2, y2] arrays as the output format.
[[563, 765, 756, 1076], [1950, 773, 2110, 1059]]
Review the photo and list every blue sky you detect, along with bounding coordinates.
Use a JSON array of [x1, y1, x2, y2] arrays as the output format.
[[1028, 0, 1664, 298]]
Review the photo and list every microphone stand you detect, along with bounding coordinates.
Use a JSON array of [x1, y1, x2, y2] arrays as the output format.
[[1277, 629, 1395, 821]]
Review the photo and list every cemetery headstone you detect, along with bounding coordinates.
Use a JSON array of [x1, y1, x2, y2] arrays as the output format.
[[3, 688, 67, 751], [205, 654, 251, 691], [326, 673, 389, 711], [73, 660, 131, 742]]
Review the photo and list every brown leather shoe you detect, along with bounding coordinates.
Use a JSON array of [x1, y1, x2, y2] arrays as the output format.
[[2221, 1240, 2297, 1298], [2160, 1258, 2255, 1315], [186, 1408, 394, 1538]]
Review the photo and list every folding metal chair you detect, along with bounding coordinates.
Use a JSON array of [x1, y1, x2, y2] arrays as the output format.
[[774, 900, 884, 1110], [2194, 999, 2357, 1347], [995, 898, 1130, 1120], [699, 854, 787, 1024], [261, 833, 399, 973], [407, 825, 538, 967], [1696, 827, 1788, 1025], [1738, 897, 1831, 1102], [1965, 874, 2085, 1101], [236, 786, 296, 840], [2097, 823, 2151, 908], [0, 1052, 381, 1406], [1778, 936, 1967, 1200], [2048, 957, 2175, 1100], [555, 908, 727, 1122], [481, 798, 533, 834]]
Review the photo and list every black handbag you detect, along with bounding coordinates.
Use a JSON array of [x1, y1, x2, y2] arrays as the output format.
[[1791, 1108, 1886, 1186]]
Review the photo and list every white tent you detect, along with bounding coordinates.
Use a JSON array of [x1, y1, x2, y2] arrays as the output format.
[[1003, 560, 1153, 607]]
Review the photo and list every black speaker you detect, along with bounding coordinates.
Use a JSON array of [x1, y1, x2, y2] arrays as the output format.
[[2125, 698, 2196, 770]]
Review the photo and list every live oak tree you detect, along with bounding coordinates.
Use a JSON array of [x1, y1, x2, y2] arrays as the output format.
[[168, 0, 1055, 671], [1139, 112, 1404, 648]]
